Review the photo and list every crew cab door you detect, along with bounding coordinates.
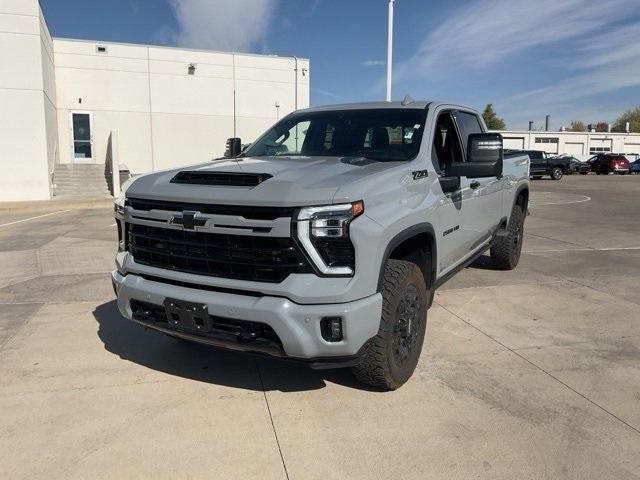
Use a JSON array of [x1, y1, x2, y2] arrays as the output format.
[[451, 110, 503, 252], [431, 110, 498, 275]]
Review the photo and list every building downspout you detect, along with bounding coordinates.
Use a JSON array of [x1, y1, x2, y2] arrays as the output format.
[[146, 47, 155, 171], [232, 54, 237, 137], [293, 56, 298, 111]]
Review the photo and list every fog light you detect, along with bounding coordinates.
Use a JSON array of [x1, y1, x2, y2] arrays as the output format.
[[321, 316, 343, 342]]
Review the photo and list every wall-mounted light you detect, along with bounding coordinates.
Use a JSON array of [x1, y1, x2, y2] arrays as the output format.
[[301, 68, 307, 77], [188, 63, 197, 75]]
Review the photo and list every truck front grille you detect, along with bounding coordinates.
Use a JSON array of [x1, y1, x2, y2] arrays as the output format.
[[126, 197, 294, 221], [128, 224, 312, 283]]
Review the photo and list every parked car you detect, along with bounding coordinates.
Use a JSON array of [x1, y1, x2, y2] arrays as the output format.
[[565, 156, 590, 175], [111, 101, 530, 390], [589, 154, 630, 175], [511, 150, 569, 180], [630, 159, 640, 174]]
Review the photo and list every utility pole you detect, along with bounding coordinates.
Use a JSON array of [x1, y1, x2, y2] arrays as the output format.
[[386, 0, 394, 101]]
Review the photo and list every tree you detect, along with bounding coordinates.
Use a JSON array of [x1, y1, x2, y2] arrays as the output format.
[[612, 106, 640, 133], [482, 104, 506, 130], [594, 122, 609, 132], [568, 121, 586, 132]]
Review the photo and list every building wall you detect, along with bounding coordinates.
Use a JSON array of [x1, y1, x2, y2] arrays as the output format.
[[40, 8, 58, 179], [500, 130, 640, 160], [53, 38, 309, 174], [0, 0, 53, 200]]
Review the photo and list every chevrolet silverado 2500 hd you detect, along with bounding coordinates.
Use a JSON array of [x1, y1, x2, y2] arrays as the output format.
[[112, 101, 530, 390]]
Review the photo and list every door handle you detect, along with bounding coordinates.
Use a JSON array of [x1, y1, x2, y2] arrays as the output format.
[[470, 180, 480, 189]]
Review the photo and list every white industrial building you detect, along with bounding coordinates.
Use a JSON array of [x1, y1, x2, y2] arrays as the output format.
[[500, 130, 640, 160], [0, 0, 309, 201]]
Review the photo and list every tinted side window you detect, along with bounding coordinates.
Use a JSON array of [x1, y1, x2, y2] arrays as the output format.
[[454, 111, 483, 156], [431, 112, 464, 173]]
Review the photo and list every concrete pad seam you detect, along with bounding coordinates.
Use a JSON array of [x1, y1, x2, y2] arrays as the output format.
[[525, 232, 592, 249], [435, 301, 640, 437], [524, 246, 640, 254], [563, 278, 640, 308], [255, 359, 291, 480], [0, 304, 44, 353], [0, 378, 177, 398], [512, 335, 640, 353], [437, 279, 565, 293]]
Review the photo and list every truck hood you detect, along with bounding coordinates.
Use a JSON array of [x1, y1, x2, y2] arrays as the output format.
[[125, 155, 405, 206]]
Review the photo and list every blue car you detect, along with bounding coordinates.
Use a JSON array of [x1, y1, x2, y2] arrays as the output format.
[[631, 159, 640, 174]]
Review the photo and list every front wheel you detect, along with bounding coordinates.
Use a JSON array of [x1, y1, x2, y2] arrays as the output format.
[[352, 259, 428, 390], [550, 167, 563, 180], [490, 203, 524, 270]]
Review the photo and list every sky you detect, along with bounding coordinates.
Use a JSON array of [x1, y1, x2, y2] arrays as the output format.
[[40, 0, 640, 130]]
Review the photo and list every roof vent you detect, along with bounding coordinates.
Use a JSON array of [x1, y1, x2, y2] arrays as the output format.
[[170, 171, 272, 187]]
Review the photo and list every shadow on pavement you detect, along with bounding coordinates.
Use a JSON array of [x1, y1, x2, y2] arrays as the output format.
[[93, 300, 379, 393], [468, 254, 496, 270]]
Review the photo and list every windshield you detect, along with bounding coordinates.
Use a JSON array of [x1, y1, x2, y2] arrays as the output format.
[[243, 109, 426, 161]]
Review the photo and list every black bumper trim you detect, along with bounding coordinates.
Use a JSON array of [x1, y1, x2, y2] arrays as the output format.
[[132, 316, 370, 370]]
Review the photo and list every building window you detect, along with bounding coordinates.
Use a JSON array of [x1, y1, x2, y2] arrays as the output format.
[[589, 147, 611, 154], [535, 137, 559, 144]]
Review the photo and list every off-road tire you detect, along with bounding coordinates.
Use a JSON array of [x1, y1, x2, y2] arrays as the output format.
[[550, 167, 563, 180], [352, 260, 428, 390], [490, 203, 524, 270]]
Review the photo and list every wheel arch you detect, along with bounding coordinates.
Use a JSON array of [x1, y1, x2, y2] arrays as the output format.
[[377, 223, 437, 305], [515, 184, 529, 213]]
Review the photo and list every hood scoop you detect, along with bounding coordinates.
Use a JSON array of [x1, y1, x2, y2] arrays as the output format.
[[170, 171, 272, 187]]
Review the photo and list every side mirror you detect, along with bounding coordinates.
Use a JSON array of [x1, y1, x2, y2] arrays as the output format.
[[224, 137, 242, 158], [446, 133, 503, 178]]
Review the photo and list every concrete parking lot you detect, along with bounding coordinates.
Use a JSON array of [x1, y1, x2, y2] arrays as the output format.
[[1, 175, 639, 479]]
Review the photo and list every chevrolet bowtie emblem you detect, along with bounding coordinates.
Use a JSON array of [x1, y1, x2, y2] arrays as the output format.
[[169, 211, 207, 230]]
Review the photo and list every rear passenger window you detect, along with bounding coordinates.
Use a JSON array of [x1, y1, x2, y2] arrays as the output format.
[[453, 112, 483, 157]]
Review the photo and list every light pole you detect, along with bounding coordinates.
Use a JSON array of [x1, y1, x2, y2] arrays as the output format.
[[386, 0, 394, 101]]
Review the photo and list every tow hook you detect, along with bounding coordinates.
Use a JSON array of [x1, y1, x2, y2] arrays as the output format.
[[134, 306, 154, 321], [237, 329, 259, 343]]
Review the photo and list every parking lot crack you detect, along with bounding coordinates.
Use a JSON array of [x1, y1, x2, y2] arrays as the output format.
[[255, 359, 291, 480], [435, 301, 640, 436]]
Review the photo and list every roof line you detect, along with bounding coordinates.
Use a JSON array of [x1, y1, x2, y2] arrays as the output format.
[[51, 36, 309, 62]]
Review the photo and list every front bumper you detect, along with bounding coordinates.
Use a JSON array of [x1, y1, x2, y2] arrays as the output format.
[[111, 270, 382, 366]]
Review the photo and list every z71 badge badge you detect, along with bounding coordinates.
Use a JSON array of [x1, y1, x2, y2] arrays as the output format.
[[412, 170, 429, 180]]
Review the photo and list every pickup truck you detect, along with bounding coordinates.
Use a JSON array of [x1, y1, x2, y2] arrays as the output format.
[[510, 149, 568, 180], [112, 101, 530, 390]]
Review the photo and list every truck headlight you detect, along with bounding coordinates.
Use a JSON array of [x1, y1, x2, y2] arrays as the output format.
[[296, 201, 364, 276], [113, 179, 134, 251], [114, 192, 126, 216]]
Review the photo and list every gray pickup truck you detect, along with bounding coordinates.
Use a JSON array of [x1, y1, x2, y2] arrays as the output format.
[[112, 101, 530, 390]]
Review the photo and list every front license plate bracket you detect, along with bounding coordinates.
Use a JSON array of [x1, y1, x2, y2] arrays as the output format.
[[163, 298, 210, 333]]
